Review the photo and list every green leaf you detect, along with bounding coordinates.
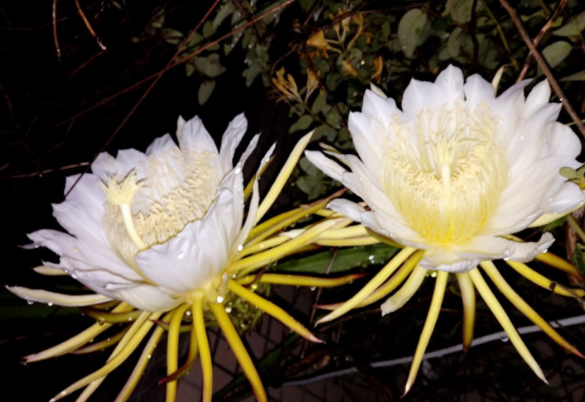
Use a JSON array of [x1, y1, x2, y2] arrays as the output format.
[[311, 91, 327, 114], [162, 28, 183, 46], [451, 0, 479, 24], [198, 80, 215, 105], [541, 41, 572, 69], [203, 20, 216, 38], [213, 2, 235, 29], [273, 244, 399, 274], [289, 115, 314, 133], [553, 10, 585, 37], [194, 53, 226, 78], [398, 9, 429, 58], [540, 216, 567, 232], [447, 27, 464, 58], [561, 70, 585, 81]]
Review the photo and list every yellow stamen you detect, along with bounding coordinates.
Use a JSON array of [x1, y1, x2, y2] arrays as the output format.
[[209, 303, 267, 402], [316, 247, 417, 325], [403, 271, 448, 395], [228, 280, 322, 343], [480, 261, 583, 357], [468, 269, 548, 384], [380, 264, 426, 315], [455, 272, 475, 352], [193, 296, 213, 402], [166, 304, 190, 402]]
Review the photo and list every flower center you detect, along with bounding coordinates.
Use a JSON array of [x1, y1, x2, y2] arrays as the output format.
[[383, 102, 508, 245], [102, 147, 221, 267]]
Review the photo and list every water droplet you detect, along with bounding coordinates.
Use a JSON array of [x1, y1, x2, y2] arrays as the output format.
[[177, 252, 184, 259], [47, 302, 53, 307], [216, 295, 224, 303], [234, 167, 242, 174], [128, 317, 133, 321], [147, 354, 152, 359], [542, 249, 548, 254], [503, 257, 510, 261], [225, 306, 232, 313], [237, 244, 244, 252], [310, 287, 316, 291], [500, 336, 509, 342], [27, 300, 34, 305], [186, 310, 192, 316]]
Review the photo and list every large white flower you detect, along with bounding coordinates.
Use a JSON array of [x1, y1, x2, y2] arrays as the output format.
[[12, 114, 257, 312], [8, 115, 350, 402], [306, 66, 585, 393], [306, 65, 584, 273]]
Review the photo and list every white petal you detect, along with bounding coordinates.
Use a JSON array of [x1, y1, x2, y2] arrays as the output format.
[[401, 79, 441, 116], [361, 89, 401, 127], [507, 232, 555, 262], [136, 178, 242, 294], [145, 133, 178, 156], [6, 286, 111, 306], [420, 247, 478, 273], [111, 285, 182, 312], [463, 74, 496, 109], [304, 150, 347, 183], [177, 115, 219, 154], [219, 113, 248, 172], [523, 80, 551, 117], [53, 174, 106, 241], [327, 199, 366, 222], [530, 183, 585, 227], [27, 229, 142, 283], [348, 112, 384, 171]]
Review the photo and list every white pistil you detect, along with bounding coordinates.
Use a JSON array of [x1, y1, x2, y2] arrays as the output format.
[[119, 203, 147, 250]]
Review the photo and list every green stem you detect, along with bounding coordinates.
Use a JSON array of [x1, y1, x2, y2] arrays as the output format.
[[567, 215, 585, 244]]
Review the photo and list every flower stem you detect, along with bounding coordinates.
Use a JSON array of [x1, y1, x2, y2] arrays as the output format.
[[568, 215, 585, 244]]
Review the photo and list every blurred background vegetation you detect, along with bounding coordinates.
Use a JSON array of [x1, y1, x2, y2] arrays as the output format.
[[1, 0, 585, 401]]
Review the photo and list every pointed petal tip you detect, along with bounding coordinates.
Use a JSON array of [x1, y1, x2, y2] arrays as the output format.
[[308, 334, 325, 344]]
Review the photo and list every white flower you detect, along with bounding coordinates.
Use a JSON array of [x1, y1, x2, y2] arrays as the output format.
[[306, 65, 584, 273], [10, 114, 259, 312]]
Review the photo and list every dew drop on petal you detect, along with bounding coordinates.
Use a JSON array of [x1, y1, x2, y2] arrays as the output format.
[[186, 310, 192, 316], [26, 300, 34, 305], [237, 244, 243, 252], [225, 306, 232, 313], [177, 252, 184, 260], [216, 295, 224, 303], [500, 336, 509, 342], [47, 303, 53, 307], [310, 287, 316, 291]]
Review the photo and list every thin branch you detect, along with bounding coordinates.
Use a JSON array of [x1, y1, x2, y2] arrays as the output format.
[[516, 0, 568, 82], [498, 0, 585, 138], [74, 0, 106, 50], [52, 0, 61, 61]]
